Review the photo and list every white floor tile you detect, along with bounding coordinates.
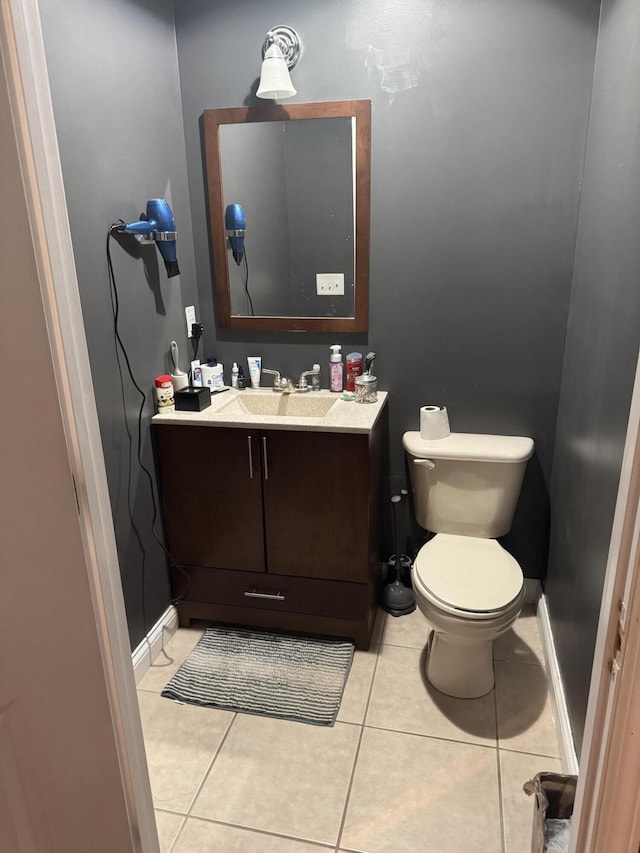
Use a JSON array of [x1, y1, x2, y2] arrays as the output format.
[[495, 661, 560, 757], [138, 691, 234, 813], [154, 810, 185, 853], [499, 750, 562, 853], [138, 626, 204, 693], [366, 643, 497, 746], [191, 714, 360, 845], [341, 727, 501, 853]]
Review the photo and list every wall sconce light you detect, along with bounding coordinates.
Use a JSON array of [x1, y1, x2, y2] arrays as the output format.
[[256, 25, 301, 100]]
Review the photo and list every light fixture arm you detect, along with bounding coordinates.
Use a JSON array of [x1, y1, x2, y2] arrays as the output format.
[[261, 25, 301, 70]]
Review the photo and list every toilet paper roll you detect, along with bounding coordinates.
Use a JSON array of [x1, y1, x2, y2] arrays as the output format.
[[420, 405, 450, 440]]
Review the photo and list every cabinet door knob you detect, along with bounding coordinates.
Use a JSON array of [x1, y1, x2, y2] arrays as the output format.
[[244, 588, 285, 601], [247, 435, 253, 479], [262, 436, 269, 480]]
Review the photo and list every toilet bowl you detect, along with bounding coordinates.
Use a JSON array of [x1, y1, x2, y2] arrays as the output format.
[[411, 533, 525, 698]]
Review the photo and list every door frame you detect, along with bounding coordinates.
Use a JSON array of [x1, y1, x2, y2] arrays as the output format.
[[569, 349, 640, 853], [0, 1, 158, 849]]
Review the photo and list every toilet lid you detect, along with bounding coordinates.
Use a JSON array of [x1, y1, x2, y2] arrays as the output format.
[[413, 534, 523, 613]]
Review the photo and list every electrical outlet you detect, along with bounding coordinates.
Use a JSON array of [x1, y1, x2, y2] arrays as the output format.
[[185, 305, 196, 338], [316, 273, 345, 296]]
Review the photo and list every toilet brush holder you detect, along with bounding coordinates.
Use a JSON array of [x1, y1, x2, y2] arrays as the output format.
[[386, 554, 413, 586], [380, 560, 416, 616], [380, 492, 416, 616]]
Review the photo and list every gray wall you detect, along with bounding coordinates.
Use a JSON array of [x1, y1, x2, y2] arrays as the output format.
[[175, 0, 600, 578], [39, 0, 199, 647], [546, 0, 640, 755]]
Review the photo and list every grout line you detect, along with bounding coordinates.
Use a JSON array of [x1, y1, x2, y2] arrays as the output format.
[[494, 658, 546, 669], [499, 745, 563, 761], [362, 721, 498, 751], [494, 661, 508, 853], [165, 813, 187, 853], [496, 748, 507, 853], [168, 813, 336, 849], [183, 711, 239, 818], [334, 619, 385, 852]]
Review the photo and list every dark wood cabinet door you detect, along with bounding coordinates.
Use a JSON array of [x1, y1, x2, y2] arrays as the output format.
[[154, 425, 265, 572], [261, 430, 370, 582]]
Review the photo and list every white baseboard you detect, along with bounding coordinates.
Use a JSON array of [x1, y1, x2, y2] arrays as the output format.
[[131, 605, 179, 684], [537, 594, 579, 774]]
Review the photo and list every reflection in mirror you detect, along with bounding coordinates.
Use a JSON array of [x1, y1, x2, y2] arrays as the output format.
[[203, 101, 371, 332], [221, 117, 355, 319]]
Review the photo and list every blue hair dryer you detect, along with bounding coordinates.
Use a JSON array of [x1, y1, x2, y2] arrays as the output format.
[[122, 199, 180, 278], [225, 203, 246, 265]]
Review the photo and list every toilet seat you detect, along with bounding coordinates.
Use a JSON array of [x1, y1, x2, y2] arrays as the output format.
[[413, 534, 524, 618]]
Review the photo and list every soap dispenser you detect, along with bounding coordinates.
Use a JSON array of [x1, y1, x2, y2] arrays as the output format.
[[329, 345, 343, 393]]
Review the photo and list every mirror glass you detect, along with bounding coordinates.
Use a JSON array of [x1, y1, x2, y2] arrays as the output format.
[[203, 101, 371, 332]]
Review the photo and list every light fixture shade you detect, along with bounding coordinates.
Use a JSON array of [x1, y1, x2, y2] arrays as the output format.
[[256, 43, 297, 100]]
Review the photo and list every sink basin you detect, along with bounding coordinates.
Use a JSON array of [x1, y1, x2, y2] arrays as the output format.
[[219, 393, 338, 418]]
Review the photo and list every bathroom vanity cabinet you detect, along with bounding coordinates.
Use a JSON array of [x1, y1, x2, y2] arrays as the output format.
[[153, 413, 386, 649]]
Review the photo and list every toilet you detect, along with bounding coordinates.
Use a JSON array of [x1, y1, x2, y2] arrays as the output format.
[[402, 431, 534, 699]]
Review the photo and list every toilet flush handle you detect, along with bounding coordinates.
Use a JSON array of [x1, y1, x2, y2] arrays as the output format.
[[414, 458, 436, 470]]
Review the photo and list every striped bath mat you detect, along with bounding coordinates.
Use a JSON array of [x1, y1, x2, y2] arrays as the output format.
[[161, 625, 355, 726]]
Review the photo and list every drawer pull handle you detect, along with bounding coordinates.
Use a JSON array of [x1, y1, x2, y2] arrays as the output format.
[[247, 435, 253, 479], [262, 436, 269, 480], [244, 589, 285, 601]]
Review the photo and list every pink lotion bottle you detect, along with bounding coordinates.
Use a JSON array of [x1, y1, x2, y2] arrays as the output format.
[[329, 344, 343, 392]]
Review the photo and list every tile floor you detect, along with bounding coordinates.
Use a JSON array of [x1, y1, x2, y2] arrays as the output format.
[[137, 604, 562, 852]]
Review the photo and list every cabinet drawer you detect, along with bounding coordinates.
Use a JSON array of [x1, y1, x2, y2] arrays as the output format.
[[181, 566, 370, 621]]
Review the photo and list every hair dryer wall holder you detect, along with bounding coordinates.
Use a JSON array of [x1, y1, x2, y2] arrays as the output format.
[[132, 230, 177, 244]]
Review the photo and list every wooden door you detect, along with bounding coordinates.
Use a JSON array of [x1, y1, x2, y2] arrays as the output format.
[[154, 425, 265, 572], [261, 430, 370, 582]]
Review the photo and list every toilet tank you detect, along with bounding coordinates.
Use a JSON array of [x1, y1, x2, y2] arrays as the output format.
[[402, 432, 534, 538]]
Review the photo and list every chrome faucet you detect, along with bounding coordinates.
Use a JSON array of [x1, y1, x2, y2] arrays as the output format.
[[297, 366, 320, 392], [262, 368, 295, 393], [261, 367, 282, 391]]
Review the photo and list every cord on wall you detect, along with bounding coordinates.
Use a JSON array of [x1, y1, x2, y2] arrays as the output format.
[[106, 224, 190, 620]]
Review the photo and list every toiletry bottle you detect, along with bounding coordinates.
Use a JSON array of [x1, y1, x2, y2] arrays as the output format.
[[247, 356, 261, 389], [311, 363, 321, 391], [154, 375, 175, 413], [237, 366, 246, 389], [202, 358, 224, 392], [346, 352, 363, 392], [231, 362, 239, 389], [329, 345, 343, 393]]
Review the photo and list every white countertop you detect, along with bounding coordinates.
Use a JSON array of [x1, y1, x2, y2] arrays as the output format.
[[152, 388, 388, 434]]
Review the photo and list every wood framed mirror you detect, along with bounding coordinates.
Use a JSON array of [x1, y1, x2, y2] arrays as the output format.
[[202, 100, 371, 332]]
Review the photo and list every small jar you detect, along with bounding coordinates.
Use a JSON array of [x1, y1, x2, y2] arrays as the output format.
[[154, 375, 175, 413], [354, 374, 378, 404]]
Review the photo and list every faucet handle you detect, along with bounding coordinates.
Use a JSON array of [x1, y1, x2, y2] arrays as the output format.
[[297, 366, 320, 392]]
